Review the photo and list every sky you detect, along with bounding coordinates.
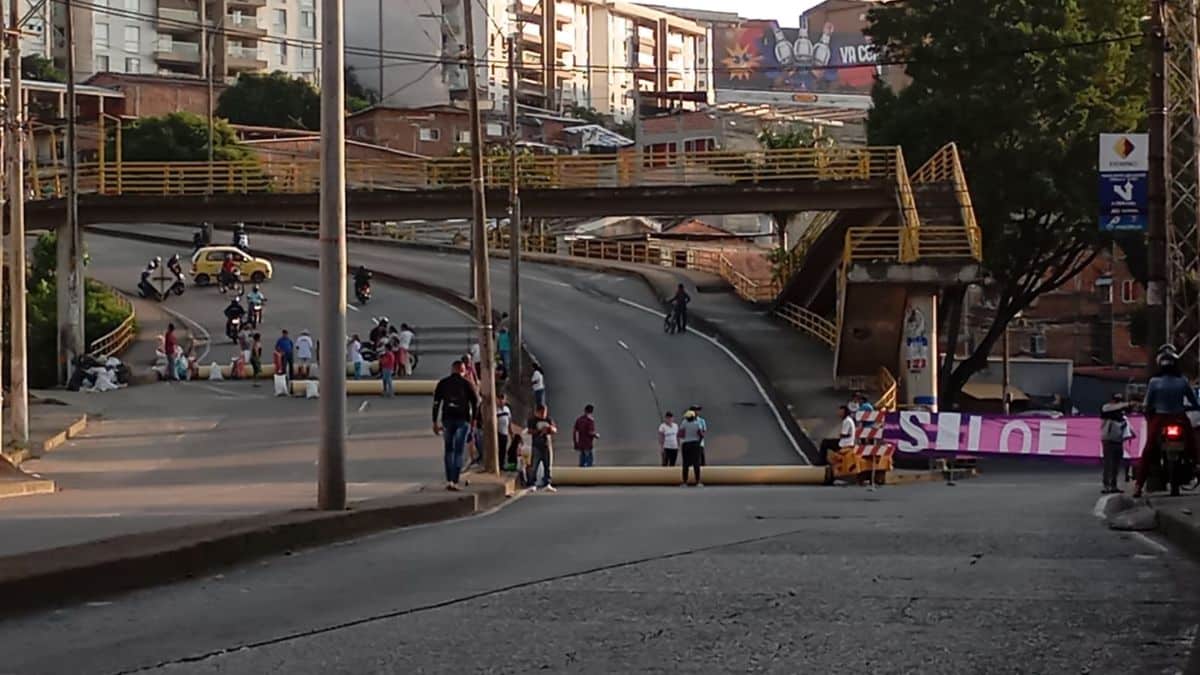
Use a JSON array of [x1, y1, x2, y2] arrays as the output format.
[[648, 0, 823, 25]]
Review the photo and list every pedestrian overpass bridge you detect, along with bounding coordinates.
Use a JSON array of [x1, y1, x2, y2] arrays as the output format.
[[24, 144, 982, 407]]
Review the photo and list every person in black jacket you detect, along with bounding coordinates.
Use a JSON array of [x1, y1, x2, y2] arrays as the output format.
[[433, 360, 479, 491]]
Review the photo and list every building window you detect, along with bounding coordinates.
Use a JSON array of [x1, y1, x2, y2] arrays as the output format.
[[1030, 333, 1046, 356], [1121, 279, 1136, 304], [456, 130, 472, 144], [486, 122, 503, 137], [124, 26, 139, 53], [124, 0, 137, 10], [277, 40, 288, 65], [273, 9, 287, 30], [125, 56, 140, 72], [418, 128, 440, 142], [1095, 277, 1113, 304], [96, 54, 110, 71], [95, 24, 109, 49], [301, 10, 315, 35]]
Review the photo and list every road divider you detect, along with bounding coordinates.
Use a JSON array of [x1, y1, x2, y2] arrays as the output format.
[[196, 361, 384, 379], [289, 379, 436, 396], [551, 466, 827, 486]]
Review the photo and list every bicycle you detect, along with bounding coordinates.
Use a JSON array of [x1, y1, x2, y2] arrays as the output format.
[[663, 310, 682, 334]]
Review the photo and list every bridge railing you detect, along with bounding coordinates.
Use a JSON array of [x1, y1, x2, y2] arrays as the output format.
[[775, 301, 837, 349], [28, 146, 906, 199], [88, 282, 137, 360]]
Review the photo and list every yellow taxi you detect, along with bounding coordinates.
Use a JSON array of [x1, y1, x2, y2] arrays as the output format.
[[190, 246, 274, 286]]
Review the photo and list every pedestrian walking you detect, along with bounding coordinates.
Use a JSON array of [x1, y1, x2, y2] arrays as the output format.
[[433, 360, 479, 491], [295, 329, 315, 377], [573, 404, 599, 467], [526, 404, 558, 492], [250, 332, 263, 387], [348, 334, 364, 380], [531, 365, 546, 408], [497, 326, 512, 372], [379, 347, 396, 397], [497, 393, 514, 470], [658, 412, 680, 466], [679, 410, 705, 486], [1100, 393, 1134, 494], [461, 354, 479, 389], [275, 329, 295, 380], [396, 323, 415, 375], [164, 323, 178, 381]]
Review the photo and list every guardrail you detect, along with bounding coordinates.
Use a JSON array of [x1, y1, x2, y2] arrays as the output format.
[[876, 367, 898, 411], [88, 282, 137, 360], [910, 143, 982, 260], [27, 146, 906, 199], [774, 301, 837, 349]]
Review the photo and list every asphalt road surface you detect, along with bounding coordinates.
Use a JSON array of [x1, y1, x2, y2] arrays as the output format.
[[2, 473, 1196, 674], [92, 224, 803, 467]]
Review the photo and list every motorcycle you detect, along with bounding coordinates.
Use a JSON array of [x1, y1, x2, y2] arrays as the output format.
[[219, 268, 244, 296], [137, 275, 164, 301], [226, 315, 242, 343], [248, 302, 264, 329], [1153, 422, 1197, 496], [355, 281, 371, 305]]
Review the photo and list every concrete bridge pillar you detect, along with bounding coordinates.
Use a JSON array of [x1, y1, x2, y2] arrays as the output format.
[[899, 292, 938, 412]]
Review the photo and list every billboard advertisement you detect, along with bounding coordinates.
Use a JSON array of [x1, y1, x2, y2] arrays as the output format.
[[714, 18, 884, 95]]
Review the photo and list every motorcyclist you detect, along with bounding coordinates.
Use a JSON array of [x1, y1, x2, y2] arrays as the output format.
[[233, 224, 250, 252], [219, 254, 239, 289], [224, 296, 246, 338], [246, 285, 266, 327], [138, 257, 161, 299], [1134, 345, 1200, 497], [354, 265, 372, 293], [670, 283, 691, 331], [369, 316, 389, 346]]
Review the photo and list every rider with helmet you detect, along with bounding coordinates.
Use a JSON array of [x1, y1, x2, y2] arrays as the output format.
[[219, 253, 239, 289], [138, 257, 161, 299], [1135, 345, 1200, 497], [233, 224, 250, 252], [224, 295, 247, 339], [246, 284, 266, 328]]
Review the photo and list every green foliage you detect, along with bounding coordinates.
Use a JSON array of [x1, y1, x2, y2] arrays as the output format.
[[217, 71, 321, 130], [22, 55, 65, 83], [757, 125, 836, 150], [345, 66, 379, 108], [864, 0, 1146, 403], [112, 112, 252, 162]]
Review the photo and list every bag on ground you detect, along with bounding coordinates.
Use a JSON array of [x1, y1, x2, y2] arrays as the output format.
[[305, 380, 320, 399], [208, 362, 223, 381], [273, 373, 289, 396]]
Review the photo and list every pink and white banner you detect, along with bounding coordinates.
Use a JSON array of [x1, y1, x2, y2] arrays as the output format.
[[883, 412, 1146, 460]]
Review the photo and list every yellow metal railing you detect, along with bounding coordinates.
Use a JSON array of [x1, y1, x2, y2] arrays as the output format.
[[893, 148, 921, 262], [88, 282, 137, 359], [876, 367, 898, 411], [774, 301, 837, 349], [910, 143, 982, 261], [27, 146, 907, 199]]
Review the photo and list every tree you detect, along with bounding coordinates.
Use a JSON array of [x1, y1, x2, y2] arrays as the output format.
[[111, 112, 252, 162], [217, 71, 321, 130], [865, 0, 1146, 407], [345, 66, 379, 113], [21, 55, 64, 83]]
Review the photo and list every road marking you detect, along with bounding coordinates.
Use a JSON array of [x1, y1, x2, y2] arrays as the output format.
[[616, 340, 630, 351], [1131, 531, 1169, 554], [524, 274, 572, 288], [294, 285, 358, 311], [358, 400, 370, 413], [616, 296, 809, 464], [162, 305, 211, 363], [637, 359, 646, 370]]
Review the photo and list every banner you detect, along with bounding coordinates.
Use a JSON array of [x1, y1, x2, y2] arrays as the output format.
[[714, 20, 882, 94], [883, 411, 1145, 460]]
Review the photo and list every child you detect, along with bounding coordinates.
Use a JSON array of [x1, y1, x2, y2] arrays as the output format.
[[512, 434, 531, 487]]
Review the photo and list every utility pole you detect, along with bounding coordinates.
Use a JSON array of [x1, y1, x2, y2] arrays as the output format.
[[1148, 0, 1168, 350], [317, 0, 348, 510], [1002, 324, 1011, 415], [462, 0, 499, 474], [202, 0, 214, 191], [377, 0, 384, 102], [506, 36, 522, 389], [57, 0, 84, 384], [8, 0, 28, 444]]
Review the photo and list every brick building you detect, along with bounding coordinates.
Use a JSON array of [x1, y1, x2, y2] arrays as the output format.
[[84, 72, 227, 118], [346, 105, 508, 157], [961, 245, 1146, 368]]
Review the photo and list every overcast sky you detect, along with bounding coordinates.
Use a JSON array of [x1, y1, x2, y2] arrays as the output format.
[[649, 0, 822, 24]]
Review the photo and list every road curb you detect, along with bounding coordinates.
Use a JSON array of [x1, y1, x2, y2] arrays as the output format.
[[0, 461, 56, 500], [3, 412, 88, 466], [0, 480, 513, 616], [1154, 505, 1200, 562]]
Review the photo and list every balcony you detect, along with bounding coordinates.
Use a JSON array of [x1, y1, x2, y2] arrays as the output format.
[[519, 22, 541, 44], [555, 29, 574, 51], [157, 7, 200, 34], [225, 13, 266, 37], [227, 44, 267, 71], [228, 0, 266, 9], [154, 40, 201, 65]]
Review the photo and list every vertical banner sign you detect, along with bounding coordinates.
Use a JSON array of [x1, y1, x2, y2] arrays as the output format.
[[1098, 133, 1149, 231]]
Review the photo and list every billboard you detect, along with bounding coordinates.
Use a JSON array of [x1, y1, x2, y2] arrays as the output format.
[[714, 18, 883, 95]]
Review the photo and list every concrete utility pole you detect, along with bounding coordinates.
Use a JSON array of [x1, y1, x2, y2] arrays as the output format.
[[8, 0, 28, 443], [58, 0, 84, 384], [1147, 0, 1168, 351], [202, 0, 214, 190], [506, 36, 522, 388], [317, 0, 348, 510], [462, 0, 499, 474]]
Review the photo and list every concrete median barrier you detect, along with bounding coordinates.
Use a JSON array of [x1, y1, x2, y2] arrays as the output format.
[[197, 361, 383, 380], [288, 379, 436, 396], [551, 465, 828, 486]]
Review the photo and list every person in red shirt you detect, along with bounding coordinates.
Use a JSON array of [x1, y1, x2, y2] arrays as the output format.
[[163, 323, 178, 381], [573, 404, 598, 467], [379, 348, 396, 397]]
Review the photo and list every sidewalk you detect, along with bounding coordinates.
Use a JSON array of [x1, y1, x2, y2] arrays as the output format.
[[1151, 494, 1200, 561], [116, 286, 198, 384]]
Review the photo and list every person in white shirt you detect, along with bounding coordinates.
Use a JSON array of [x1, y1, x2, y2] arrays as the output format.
[[658, 412, 680, 466], [819, 405, 857, 465], [347, 334, 364, 380], [531, 365, 546, 408], [497, 393, 515, 469], [396, 323, 416, 375], [294, 329, 315, 377], [469, 341, 481, 379]]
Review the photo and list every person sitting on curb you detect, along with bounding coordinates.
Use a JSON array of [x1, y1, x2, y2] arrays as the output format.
[[819, 405, 856, 466]]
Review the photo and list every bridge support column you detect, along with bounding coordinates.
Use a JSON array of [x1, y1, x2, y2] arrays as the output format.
[[899, 292, 938, 411]]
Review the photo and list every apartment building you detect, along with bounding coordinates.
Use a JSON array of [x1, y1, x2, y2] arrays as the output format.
[[43, 0, 317, 84], [346, 0, 708, 122]]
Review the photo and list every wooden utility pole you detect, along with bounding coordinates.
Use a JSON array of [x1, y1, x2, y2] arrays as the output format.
[[58, 0, 84, 384], [8, 0, 28, 443], [506, 36, 522, 389], [462, 0, 499, 474]]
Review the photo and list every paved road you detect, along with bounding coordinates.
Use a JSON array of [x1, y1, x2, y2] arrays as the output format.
[[1, 473, 1196, 673], [94, 223, 802, 467]]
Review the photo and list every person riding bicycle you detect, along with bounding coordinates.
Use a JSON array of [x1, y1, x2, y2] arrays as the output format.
[[219, 254, 239, 289], [1134, 345, 1200, 497], [246, 285, 266, 326], [670, 283, 691, 331]]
